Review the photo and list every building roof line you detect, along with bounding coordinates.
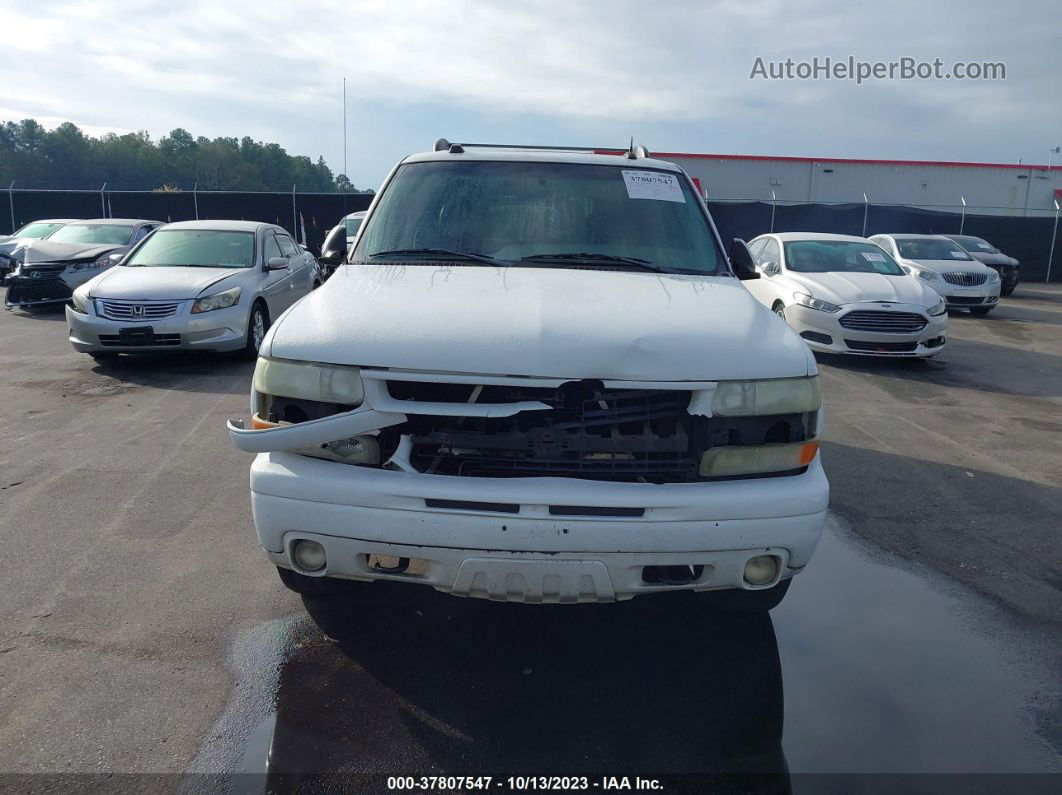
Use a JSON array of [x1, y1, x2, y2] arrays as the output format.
[[593, 150, 1060, 172]]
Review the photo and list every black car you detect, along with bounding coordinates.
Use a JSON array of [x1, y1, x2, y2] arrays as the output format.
[[5, 218, 163, 310], [944, 235, 1020, 296]]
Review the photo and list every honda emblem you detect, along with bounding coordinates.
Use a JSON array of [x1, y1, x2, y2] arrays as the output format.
[[132, 305, 145, 318]]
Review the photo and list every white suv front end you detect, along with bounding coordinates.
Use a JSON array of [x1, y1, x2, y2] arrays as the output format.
[[228, 145, 829, 612]]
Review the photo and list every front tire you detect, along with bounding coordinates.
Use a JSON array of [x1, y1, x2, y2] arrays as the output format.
[[970, 306, 994, 317], [704, 577, 792, 613], [1001, 275, 1018, 296], [772, 302, 786, 321], [243, 301, 269, 357]]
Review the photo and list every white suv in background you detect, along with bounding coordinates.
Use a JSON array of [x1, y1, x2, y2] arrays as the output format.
[[228, 141, 829, 614], [869, 233, 1001, 316]]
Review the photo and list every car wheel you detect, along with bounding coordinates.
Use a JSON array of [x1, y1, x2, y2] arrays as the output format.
[[704, 577, 792, 613], [969, 306, 994, 317], [1000, 277, 1018, 297], [772, 302, 786, 321], [244, 301, 269, 357]]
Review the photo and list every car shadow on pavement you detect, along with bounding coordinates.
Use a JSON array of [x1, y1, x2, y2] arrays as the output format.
[[815, 336, 1062, 398], [87, 351, 254, 392], [3, 304, 68, 321], [256, 588, 789, 793]]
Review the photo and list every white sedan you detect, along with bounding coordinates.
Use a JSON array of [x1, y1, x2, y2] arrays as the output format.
[[869, 234, 1001, 315], [744, 232, 947, 358]]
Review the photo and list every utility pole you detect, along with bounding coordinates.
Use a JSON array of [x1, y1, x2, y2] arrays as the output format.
[[343, 77, 348, 180]]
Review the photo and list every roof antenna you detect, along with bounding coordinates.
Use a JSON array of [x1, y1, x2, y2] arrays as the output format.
[[624, 138, 650, 159]]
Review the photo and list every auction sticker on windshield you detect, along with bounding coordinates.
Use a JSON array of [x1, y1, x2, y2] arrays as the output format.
[[622, 170, 686, 203]]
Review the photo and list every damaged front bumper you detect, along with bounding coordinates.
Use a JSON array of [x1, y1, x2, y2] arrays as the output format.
[[228, 369, 829, 603]]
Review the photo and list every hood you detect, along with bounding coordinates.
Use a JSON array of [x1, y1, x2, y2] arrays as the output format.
[[266, 265, 813, 381], [900, 257, 993, 275], [88, 265, 244, 300], [966, 251, 1018, 267], [18, 239, 125, 264], [787, 271, 937, 307]]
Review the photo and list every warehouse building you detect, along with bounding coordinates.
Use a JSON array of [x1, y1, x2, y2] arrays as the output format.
[[652, 152, 1061, 217]]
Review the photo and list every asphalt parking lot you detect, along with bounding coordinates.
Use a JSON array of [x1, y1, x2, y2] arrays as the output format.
[[0, 285, 1060, 790]]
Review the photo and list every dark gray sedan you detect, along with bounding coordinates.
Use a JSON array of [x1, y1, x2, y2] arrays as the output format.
[[944, 235, 1020, 296]]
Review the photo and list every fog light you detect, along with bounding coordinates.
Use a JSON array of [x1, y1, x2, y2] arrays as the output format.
[[292, 539, 327, 572], [744, 555, 779, 586]]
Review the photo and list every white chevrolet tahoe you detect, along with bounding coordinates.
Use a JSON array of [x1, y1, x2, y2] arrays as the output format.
[[228, 141, 829, 613]]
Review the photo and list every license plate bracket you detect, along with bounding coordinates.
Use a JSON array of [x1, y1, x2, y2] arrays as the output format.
[[118, 326, 155, 345]]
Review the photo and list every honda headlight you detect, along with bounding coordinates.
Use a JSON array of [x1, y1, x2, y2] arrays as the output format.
[[712, 376, 821, 417], [70, 287, 92, 314], [927, 300, 947, 316], [253, 356, 364, 405], [793, 292, 841, 313], [191, 286, 241, 314]]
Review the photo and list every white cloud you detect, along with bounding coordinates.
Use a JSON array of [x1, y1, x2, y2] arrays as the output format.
[[1, 0, 1060, 183]]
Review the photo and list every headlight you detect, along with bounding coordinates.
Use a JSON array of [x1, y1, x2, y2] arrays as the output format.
[[712, 376, 821, 416], [903, 265, 940, 282], [986, 269, 1000, 283], [70, 289, 92, 314], [927, 300, 947, 317], [792, 292, 841, 313], [253, 356, 364, 405], [191, 286, 241, 314], [72, 255, 115, 272], [700, 441, 819, 477]]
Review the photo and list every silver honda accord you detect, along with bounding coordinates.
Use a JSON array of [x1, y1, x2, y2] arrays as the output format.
[[66, 220, 319, 359]]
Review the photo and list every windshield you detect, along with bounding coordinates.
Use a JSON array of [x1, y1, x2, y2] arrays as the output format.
[[896, 238, 972, 261], [949, 236, 997, 253], [124, 229, 255, 268], [784, 240, 905, 275], [354, 160, 722, 274], [15, 222, 68, 239], [344, 217, 363, 237], [48, 224, 134, 245]]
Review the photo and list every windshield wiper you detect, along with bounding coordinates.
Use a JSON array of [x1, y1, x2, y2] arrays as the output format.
[[368, 248, 511, 266], [518, 252, 700, 275]]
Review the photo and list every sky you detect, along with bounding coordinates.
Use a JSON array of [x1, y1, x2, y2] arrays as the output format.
[[2, 0, 1060, 190]]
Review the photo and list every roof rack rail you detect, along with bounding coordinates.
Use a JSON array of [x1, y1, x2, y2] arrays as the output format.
[[432, 141, 652, 157]]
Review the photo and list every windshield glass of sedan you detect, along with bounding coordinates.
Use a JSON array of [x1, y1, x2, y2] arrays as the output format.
[[124, 230, 255, 268], [951, 235, 997, 252], [784, 240, 905, 275], [355, 161, 722, 273], [15, 222, 67, 239], [47, 224, 134, 245], [896, 238, 972, 261]]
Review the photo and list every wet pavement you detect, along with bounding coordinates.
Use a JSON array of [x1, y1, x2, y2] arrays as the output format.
[[187, 517, 1060, 793]]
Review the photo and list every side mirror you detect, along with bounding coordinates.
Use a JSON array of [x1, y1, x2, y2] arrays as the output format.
[[761, 260, 780, 276], [108, 253, 124, 264], [730, 239, 760, 280], [320, 225, 348, 264], [266, 257, 289, 270]]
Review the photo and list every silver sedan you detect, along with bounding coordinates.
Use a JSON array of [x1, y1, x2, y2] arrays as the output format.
[[66, 220, 319, 358]]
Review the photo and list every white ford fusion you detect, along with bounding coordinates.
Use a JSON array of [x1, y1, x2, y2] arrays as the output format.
[[868, 234, 1001, 316], [744, 233, 947, 358], [227, 141, 829, 615], [66, 220, 318, 358]]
